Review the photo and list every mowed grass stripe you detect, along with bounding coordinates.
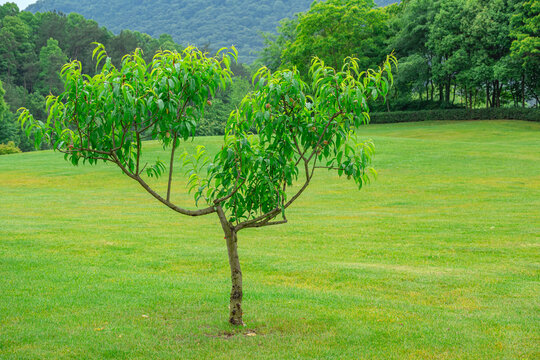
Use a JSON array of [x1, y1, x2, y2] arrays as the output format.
[[0, 120, 538, 359]]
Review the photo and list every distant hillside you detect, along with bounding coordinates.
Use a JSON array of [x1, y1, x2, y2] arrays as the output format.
[[377, 0, 400, 5], [26, 0, 399, 63]]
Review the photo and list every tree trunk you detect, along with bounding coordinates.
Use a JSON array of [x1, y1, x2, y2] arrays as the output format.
[[225, 231, 243, 325], [216, 206, 243, 325], [492, 81, 496, 108], [445, 79, 451, 103], [486, 82, 490, 109], [522, 73, 526, 108], [492, 80, 500, 108]]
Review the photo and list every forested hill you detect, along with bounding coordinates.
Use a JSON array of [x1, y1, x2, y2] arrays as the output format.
[[26, 0, 399, 63], [376, 0, 399, 5]]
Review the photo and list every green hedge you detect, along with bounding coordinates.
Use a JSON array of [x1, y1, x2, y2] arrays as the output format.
[[370, 108, 540, 124]]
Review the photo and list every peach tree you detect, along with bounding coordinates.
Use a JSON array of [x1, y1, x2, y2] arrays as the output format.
[[19, 44, 395, 325]]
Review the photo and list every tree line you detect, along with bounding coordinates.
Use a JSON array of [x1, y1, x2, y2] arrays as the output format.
[[1, 0, 538, 151], [0, 2, 250, 151], [257, 0, 539, 111]]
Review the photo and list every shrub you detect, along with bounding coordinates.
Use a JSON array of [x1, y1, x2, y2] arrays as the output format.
[[371, 99, 464, 112], [0, 141, 22, 155], [370, 108, 540, 124]]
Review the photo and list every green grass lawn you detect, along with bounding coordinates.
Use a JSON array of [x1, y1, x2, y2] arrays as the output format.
[[0, 120, 538, 359]]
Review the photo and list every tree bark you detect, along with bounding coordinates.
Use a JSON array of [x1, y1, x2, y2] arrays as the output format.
[[522, 73, 526, 108], [492, 80, 500, 108], [216, 206, 244, 325], [486, 82, 490, 109], [225, 230, 243, 325], [495, 81, 498, 108], [445, 78, 451, 103]]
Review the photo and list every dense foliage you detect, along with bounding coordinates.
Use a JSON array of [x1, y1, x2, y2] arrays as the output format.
[[0, 79, 19, 152], [0, 3, 249, 150], [0, 140, 21, 155], [259, 0, 539, 111], [206, 54, 395, 224], [282, 0, 389, 76], [370, 108, 540, 124], [2, 0, 537, 151]]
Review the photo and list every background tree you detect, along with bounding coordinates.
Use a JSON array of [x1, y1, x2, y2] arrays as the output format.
[[0, 1, 18, 20], [19, 45, 395, 325], [196, 76, 252, 136], [282, 0, 389, 77], [36, 38, 67, 95], [0, 4, 256, 148], [426, 0, 465, 104], [0, 14, 35, 84], [386, 0, 439, 107], [0, 79, 24, 151], [257, 17, 299, 72], [510, 0, 539, 105], [64, 13, 109, 75], [108, 30, 141, 66], [0, 79, 6, 116], [0, 79, 11, 146]]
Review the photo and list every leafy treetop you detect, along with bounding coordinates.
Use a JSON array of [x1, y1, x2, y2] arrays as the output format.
[[19, 45, 395, 325], [20, 44, 236, 215], [206, 55, 396, 227], [19, 44, 395, 226]]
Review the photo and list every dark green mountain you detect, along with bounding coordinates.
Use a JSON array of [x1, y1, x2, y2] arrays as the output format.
[[26, 0, 399, 63]]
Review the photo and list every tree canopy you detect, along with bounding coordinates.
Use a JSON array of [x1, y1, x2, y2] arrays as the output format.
[[259, 0, 539, 110], [0, 3, 250, 149], [282, 0, 389, 76]]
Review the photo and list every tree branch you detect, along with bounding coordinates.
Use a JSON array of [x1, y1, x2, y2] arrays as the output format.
[[213, 177, 246, 205], [315, 165, 345, 171], [305, 110, 343, 164], [167, 133, 178, 202], [111, 153, 216, 217], [135, 129, 142, 175], [242, 218, 288, 229], [58, 148, 112, 163], [137, 114, 160, 134]]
